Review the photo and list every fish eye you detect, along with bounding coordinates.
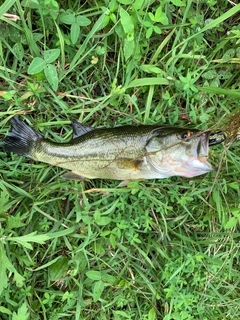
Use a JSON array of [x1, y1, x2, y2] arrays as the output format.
[[178, 130, 191, 140]]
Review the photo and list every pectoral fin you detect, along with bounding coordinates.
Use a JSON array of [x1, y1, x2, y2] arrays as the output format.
[[61, 172, 86, 181], [115, 158, 143, 170]]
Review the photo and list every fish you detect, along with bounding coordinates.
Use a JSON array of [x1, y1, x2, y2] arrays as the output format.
[[2, 116, 214, 182]]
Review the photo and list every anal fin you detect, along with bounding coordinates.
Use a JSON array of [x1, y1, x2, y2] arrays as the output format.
[[118, 180, 132, 187], [61, 172, 86, 181]]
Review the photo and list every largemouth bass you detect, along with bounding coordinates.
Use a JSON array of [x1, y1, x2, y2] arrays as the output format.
[[3, 116, 215, 181]]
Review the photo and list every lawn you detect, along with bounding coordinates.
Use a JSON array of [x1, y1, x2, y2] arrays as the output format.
[[0, 0, 240, 319]]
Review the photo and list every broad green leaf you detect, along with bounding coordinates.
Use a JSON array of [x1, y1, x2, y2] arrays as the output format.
[[73, 252, 88, 272], [7, 213, 25, 230], [28, 57, 45, 74], [221, 48, 235, 63], [70, 22, 80, 45], [96, 15, 110, 31], [21, 0, 39, 9], [44, 49, 60, 63], [49, 256, 68, 281], [155, 6, 163, 21], [228, 182, 239, 190], [140, 65, 165, 75], [155, 6, 168, 24], [93, 280, 104, 302], [44, 64, 59, 91], [12, 302, 29, 320], [224, 217, 237, 229], [109, 233, 116, 248], [47, 226, 76, 239], [8, 232, 50, 250], [179, 75, 188, 83], [146, 27, 153, 39], [120, 7, 134, 35], [86, 270, 102, 280], [93, 242, 105, 255], [13, 269, 25, 288], [133, 0, 145, 10], [13, 43, 24, 60], [144, 21, 153, 28], [76, 15, 91, 26], [126, 77, 169, 88], [148, 12, 155, 22], [100, 230, 111, 237], [96, 216, 112, 226], [124, 39, 134, 61], [153, 25, 162, 34], [101, 274, 117, 284], [0, 306, 12, 315], [202, 70, 217, 79], [59, 13, 75, 24], [148, 307, 156, 320]]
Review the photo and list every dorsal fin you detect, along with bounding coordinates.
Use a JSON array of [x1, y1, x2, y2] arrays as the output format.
[[71, 121, 95, 139]]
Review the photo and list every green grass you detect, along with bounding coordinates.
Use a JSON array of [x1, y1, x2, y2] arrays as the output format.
[[0, 0, 240, 319]]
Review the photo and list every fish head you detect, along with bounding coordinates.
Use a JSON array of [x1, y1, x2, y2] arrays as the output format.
[[146, 127, 213, 178]]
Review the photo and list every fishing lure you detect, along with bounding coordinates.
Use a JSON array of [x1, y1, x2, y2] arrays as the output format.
[[209, 131, 228, 146]]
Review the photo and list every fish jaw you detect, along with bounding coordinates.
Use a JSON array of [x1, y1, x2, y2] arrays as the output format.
[[180, 131, 214, 177], [177, 156, 213, 178], [146, 131, 214, 179]]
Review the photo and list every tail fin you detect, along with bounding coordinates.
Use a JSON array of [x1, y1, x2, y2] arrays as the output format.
[[3, 116, 43, 157]]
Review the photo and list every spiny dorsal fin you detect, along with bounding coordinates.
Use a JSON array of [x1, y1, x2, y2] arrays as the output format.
[[71, 120, 94, 139]]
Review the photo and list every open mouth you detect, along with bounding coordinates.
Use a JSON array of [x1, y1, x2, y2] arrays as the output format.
[[196, 132, 213, 171]]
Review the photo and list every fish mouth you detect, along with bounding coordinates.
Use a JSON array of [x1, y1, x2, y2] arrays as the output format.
[[193, 131, 214, 172], [178, 131, 214, 178]]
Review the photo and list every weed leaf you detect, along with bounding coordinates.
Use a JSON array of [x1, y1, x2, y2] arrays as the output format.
[[0, 243, 25, 294], [44, 49, 60, 64], [76, 15, 91, 26], [93, 280, 104, 302], [44, 64, 59, 91], [8, 232, 50, 250], [28, 57, 46, 74], [120, 7, 134, 35], [86, 271, 102, 280], [70, 22, 80, 45], [126, 77, 169, 88], [12, 302, 29, 320]]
